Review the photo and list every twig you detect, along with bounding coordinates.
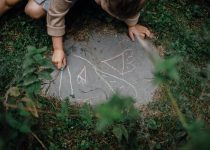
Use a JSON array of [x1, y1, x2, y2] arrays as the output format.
[[3, 103, 56, 115], [3, 102, 80, 117], [31, 132, 48, 150]]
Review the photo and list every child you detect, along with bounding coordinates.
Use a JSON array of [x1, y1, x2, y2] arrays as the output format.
[[0, 0, 152, 69], [48, 0, 152, 69], [0, 0, 49, 18]]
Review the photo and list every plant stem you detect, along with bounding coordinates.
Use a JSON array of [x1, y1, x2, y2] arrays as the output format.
[[31, 132, 48, 150], [166, 86, 189, 128]]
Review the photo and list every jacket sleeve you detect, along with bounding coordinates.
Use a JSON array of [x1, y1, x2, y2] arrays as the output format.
[[47, 0, 73, 37], [123, 14, 140, 27]]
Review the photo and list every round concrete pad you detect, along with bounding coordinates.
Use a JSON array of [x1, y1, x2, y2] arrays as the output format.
[[45, 31, 156, 105]]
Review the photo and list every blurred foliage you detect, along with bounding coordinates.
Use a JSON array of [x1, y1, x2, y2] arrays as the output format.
[[0, 0, 210, 149], [153, 56, 180, 84], [182, 120, 210, 150], [95, 95, 139, 131], [0, 46, 53, 149], [0, 9, 51, 95], [95, 95, 140, 149], [21, 46, 54, 98]]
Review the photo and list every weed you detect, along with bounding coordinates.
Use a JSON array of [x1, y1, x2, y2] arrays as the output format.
[[0, 0, 209, 149]]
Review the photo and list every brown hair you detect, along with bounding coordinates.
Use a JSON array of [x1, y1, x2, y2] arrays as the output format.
[[106, 0, 146, 19]]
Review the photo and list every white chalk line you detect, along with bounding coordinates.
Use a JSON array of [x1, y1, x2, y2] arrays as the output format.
[[76, 66, 87, 86], [74, 54, 114, 93], [58, 65, 74, 100], [67, 66, 74, 95], [59, 70, 63, 99], [101, 49, 136, 76], [122, 51, 125, 75], [97, 69, 138, 99], [73, 54, 138, 99]]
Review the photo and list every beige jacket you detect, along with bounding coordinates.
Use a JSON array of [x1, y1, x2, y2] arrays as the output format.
[[47, 0, 140, 37]]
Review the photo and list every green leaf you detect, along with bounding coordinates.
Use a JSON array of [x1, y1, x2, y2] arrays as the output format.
[[112, 125, 128, 142], [6, 113, 21, 130], [17, 103, 30, 117], [41, 68, 54, 74], [121, 125, 128, 141], [96, 119, 111, 131], [26, 46, 47, 59], [19, 108, 30, 117], [147, 119, 159, 130], [19, 122, 31, 133], [23, 58, 34, 69], [182, 120, 210, 150], [38, 59, 54, 69], [25, 81, 41, 96], [38, 71, 52, 80], [23, 67, 36, 77], [23, 75, 39, 86], [6, 113, 31, 133], [33, 54, 43, 62], [27, 46, 37, 56], [112, 126, 123, 142], [95, 94, 139, 131], [153, 57, 180, 84]]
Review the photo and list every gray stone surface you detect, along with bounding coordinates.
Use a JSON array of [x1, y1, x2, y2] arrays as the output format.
[[45, 31, 156, 105]]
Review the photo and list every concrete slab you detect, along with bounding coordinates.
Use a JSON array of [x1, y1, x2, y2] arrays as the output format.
[[44, 30, 157, 105]]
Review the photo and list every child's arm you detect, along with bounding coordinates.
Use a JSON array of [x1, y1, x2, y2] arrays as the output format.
[[51, 36, 66, 69], [47, 0, 73, 69], [124, 14, 153, 41]]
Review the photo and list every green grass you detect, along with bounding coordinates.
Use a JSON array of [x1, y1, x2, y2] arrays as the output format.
[[141, 0, 210, 116], [0, 8, 50, 95], [0, 0, 210, 149]]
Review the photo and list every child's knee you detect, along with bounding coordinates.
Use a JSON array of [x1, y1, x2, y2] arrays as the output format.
[[24, 1, 45, 19], [5, 0, 20, 7]]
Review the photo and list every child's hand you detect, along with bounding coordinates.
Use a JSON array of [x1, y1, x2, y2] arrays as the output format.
[[128, 24, 153, 41], [52, 49, 67, 70]]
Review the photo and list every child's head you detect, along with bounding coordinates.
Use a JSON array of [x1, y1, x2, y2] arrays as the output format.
[[96, 0, 146, 19]]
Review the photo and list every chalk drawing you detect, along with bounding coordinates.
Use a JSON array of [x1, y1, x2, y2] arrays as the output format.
[[45, 34, 157, 103], [67, 66, 74, 95], [59, 70, 63, 99], [58, 65, 74, 99], [101, 49, 136, 76], [96, 69, 138, 98], [73, 54, 138, 98], [77, 66, 87, 86], [56, 42, 138, 100], [74, 54, 115, 93]]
